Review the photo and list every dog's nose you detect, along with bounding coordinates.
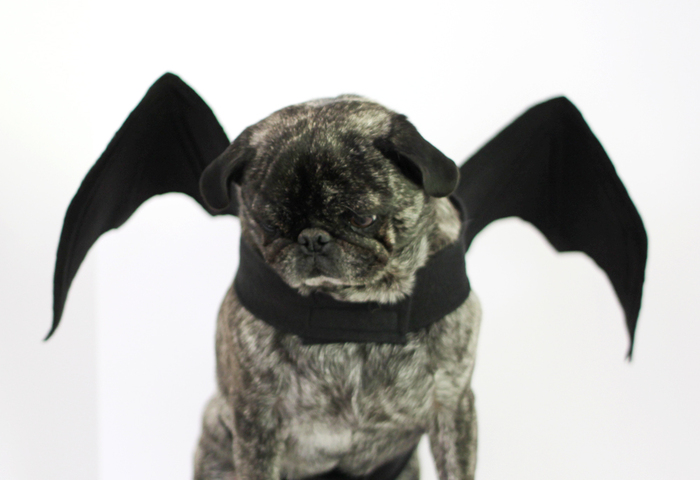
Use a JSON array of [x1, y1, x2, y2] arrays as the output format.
[[298, 228, 332, 254]]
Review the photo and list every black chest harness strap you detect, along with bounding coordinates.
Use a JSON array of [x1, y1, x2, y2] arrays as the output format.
[[291, 446, 415, 480]]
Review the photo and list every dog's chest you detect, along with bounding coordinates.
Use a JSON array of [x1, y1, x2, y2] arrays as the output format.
[[279, 342, 435, 430], [276, 341, 434, 475], [222, 290, 479, 476]]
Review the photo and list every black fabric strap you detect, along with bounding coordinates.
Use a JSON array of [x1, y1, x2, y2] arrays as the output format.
[[234, 232, 470, 345], [294, 445, 416, 480]]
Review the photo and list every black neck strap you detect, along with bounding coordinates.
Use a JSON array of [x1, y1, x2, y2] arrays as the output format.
[[233, 232, 470, 345]]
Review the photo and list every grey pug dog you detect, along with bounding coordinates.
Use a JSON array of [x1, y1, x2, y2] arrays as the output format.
[[50, 74, 646, 480], [193, 96, 479, 480]]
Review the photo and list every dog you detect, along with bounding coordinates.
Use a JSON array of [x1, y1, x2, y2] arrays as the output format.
[[50, 74, 647, 480], [192, 95, 479, 480]]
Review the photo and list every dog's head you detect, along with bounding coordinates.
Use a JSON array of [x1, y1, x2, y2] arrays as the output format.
[[200, 96, 461, 302]]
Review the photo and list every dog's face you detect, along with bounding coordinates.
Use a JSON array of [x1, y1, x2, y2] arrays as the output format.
[[200, 96, 460, 301]]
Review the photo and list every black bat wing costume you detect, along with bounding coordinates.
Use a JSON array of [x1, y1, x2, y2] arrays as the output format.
[[52, 74, 647, 355], [50, 72, 647, 480], [51, 73, 646, 353]]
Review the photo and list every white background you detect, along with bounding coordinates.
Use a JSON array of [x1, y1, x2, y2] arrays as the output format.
[[1, 1, 699, 479]]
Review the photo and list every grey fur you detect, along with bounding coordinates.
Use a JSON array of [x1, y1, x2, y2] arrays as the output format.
[[194, 96, 481, 480]]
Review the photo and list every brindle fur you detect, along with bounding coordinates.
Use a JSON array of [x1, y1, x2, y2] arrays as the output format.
[[194, 96, 481, 480]]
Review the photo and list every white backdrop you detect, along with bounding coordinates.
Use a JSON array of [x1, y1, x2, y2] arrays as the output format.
[[2, 1, 699, 479]]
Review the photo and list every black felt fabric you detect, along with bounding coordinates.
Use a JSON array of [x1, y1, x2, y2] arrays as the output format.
[[50, 73, 232, 339], [296, 446, 415, 480], [51, 73, 647, 359], [455, 97, 647, 356]]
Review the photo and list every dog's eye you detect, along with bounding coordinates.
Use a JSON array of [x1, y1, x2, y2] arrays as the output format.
[[350, 214, 376, 229], [258, 220, 278, 234]]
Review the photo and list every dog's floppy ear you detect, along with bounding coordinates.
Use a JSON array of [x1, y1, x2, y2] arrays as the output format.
[[374, 114, 459, 197], [199, 134, 256, 211]]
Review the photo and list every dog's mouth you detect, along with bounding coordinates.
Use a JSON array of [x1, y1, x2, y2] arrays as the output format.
[[291, 258, 367, 290], [302, 274, 348, 287], [268, 241, 382, 291], [299, 262, 353, 287]]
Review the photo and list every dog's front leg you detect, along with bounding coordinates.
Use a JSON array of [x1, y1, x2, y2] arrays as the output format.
[[231, 390, 283, 480], [428, 387, 478, 480]]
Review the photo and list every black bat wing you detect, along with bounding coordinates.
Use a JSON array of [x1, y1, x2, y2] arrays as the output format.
[[454, 97, 647, 357], [50, 73, 232, 339]]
